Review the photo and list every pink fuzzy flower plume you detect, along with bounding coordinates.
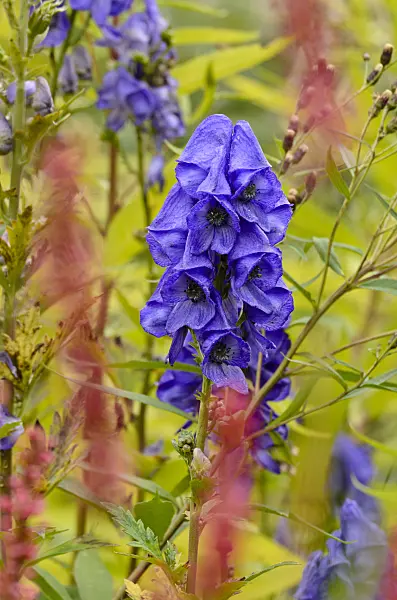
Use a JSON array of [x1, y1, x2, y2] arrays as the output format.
[[35, 137, 127, 501], [0, 425, 53, 600]]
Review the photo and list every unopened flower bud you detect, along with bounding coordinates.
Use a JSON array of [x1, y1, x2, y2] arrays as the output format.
[[73, 46, 92, 81], [380, 43, 394, 67], [172, 430, 195, 463], [282, 128, 296, 152], [292, 144, 308, 165], [363, 52, 371, 62], [288, 114, 299, 133], [391, 80, 397, 93], [190, 448, 211, 479], [385, 115, 397, 135], [324, 64, 335, 87], [6, 80, 36, 106], [305, 171, 317, 197], [32, 77, 54, 116], [366, 63, 383, 85], [280, 152, 293, 175], [371, 90, 392, 118], [287, 188, 303, 211], [388, 92, 397, 110], [59, 55, 78, 95], [0, 111, 13, 155], [297, 85, 315, 110]]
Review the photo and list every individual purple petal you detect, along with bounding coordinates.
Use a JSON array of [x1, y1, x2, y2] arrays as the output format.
[[245, 280, 294, 330], [167, 327, 188, 365], [260, 197, 293, 245], [91, 0, 112, 24], [229, 120, 270, 174], [158, 345, 201, 413], [231, 169, 284, 224], [176, 114, 233, 199], [229, 220, 269, 262], [110, 0, 133, 16], [149, 184, 195, 232], [295, 551, 332, 600], [147, 230, 187, 267], [140, 284, 172, 337]]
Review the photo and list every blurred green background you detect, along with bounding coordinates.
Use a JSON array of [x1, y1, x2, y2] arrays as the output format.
[[1, 0, 397, 598]]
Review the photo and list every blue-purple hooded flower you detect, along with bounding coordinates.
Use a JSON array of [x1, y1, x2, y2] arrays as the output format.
[[7, 81, 36, 105], [295, 551, 332, 600], [201, 331, 250, 393], [157, 345, 201, 413], [69, 0, 133, 25], [0, 405, 24, 451], [97, 67, 155, 131], [40, 8, 70, 47], [0, 112, 13, 156]]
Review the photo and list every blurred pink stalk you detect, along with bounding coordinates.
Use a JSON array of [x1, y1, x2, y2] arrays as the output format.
[[0, 426, 53, 600], [36, 138, 126, 503]]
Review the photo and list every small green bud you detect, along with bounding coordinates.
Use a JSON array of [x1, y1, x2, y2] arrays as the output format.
[[172, 430, 195, 463]]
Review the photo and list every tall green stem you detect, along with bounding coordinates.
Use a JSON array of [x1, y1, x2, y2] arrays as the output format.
[[9, 0, 29, 218], [186, 376, 211, 595]]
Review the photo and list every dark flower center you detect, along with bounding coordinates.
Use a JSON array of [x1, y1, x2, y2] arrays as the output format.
[[210, 341, 231, 364], [241, 182, 257, 202], [206, 206, 228, 227], [248, 265, 262, 281], [185, 280, 206, 303]]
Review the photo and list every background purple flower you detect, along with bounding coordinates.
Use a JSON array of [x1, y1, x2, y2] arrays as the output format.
[[0, 406, 24, 451]]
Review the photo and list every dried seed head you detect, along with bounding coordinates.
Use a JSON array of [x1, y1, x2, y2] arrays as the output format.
[[288, 114, 299, 133], [380, 43, 394, 67], [282, 128, 296, 152], [287, 188, 302, 211], [391, 80, 397, 93], [305, 171, 317, 196], [363, 52, 371, 62], [371, 89, 393, 118], [366, 63, 383, 85], [292, 144, 309, 165], [280, 152, 293, 175]]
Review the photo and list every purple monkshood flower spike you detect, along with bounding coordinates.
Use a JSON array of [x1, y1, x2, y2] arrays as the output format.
[[0, 405, 24, 451], [160, 270, 216, 333], [187, 197, 240, 255], [202, 332, 250, 393]]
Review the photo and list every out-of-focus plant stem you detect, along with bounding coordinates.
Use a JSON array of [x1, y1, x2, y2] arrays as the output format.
[[186, 375, 211, 595], [1, 0, 29, 541]]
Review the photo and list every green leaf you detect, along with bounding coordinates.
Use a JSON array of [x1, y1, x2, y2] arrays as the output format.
[[333, 242, 364, 256], [108, 359, 201, 375], [349, 422, 397, 459], [367, 185, 397, 222], [33, 567, 73, 600], [283, 270, 315, 307], [49, 368, 194, 421], [326, 147, 351, 199], [212, 562, 300, 600], [158, 0, 228, 17], [250, 505, 351, 544], [74, 551, 113, 600], [364, 367, 397, 386], [265, 387, 309, 429], [173, 38, 291, 95], [299, 353, 348, 390], [189, 62, 216, 125], [135, 495, 175, 540], [173, 27, 258, 46], [358, 278, 397, 296], [313, 237, 344, 276], [104, 503, 162, 559], [115, 289, 140, 327], [351, 475, 397, 501], [57, 478, 104, 510], [119, 473, 179, 506], [224, 74, 294, 115], [27, 536, 113, 567]]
